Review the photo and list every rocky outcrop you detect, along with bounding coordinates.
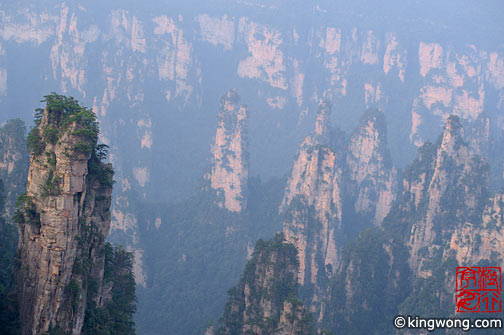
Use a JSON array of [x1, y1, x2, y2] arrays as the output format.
[[15, 94, 117, 335], [346, 110, 398, 225], [322, 229, 411, 335], [214, 234, 313, 335], [0, 118, 29, 219], [450, 193, 504, 267], [320, 116, 502, 334], [281, 102, 344, 293], [209, 90, 249, 212], [281, 103, 398, 307], [387, 115, 504, 321], [403, 116, 489, 275]]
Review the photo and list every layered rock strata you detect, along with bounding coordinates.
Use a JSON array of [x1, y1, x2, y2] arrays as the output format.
[[209, 89, 249, 212], [16, 95, 115, 335], [281, 103, 398, 299]]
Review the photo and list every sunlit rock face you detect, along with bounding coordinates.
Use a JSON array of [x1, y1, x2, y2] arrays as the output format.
[[320, 116, 504, 334], [401, 116, 489, 276], [346, 110, 398, 225], [375, 115, 504, 300], [411, 43, 504, 159], [450, 193, 504, 268], [16, 104, 113, 335], [281, 102, 398, 318], [209, 90, 249, 213], [281, 102, 344, 290]]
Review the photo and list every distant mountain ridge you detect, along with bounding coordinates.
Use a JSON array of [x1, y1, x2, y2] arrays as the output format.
[[1, 2, 503, 335]]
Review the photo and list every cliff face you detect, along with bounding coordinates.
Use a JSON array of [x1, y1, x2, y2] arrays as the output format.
[[215, 234, 313, 335], [15, 94, 117, 335], [281, 103, 398, 316], [346, 110, 398, 225], [2, 1, 503, 219], [282, 113, 504, 333], [320, 116, 503, 334], [209, 90, 249, 212], [2, 3, 503, 334], [2, 3, 503, 298], [281, 102, 344, 291], [450, 193, 504, 266], [399, 116, 489, 275], [0, 119, 29, 219], [0, 176, 22, 333], [323, 229, 411, 334], [393, 116, 504, 321]]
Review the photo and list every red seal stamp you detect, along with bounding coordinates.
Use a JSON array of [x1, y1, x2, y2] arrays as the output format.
[[456, 267, 501, 313]]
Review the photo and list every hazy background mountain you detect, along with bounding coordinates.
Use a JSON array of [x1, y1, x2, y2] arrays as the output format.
[[1, 1, 503, 334]]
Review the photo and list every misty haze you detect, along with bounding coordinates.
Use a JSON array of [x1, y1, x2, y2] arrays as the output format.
[[0, 1, 503, 335]]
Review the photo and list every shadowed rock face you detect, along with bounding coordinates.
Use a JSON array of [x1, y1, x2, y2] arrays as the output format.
[[0, 119, 29, 219], [209, 89, 249, 212], [16, 97, 114, 335], [214, 234, 313, 335]]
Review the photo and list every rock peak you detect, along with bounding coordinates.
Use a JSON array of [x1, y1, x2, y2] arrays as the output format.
[[439, 114, 466, 158], [214, 234, 313, 335], [445, 114, 462, 134], [16, 94, 118, 335], [347, 108, 397, 224], [358, 109, 387, 133], [209, 90, 249, 212], [315, 100, 332, 142]]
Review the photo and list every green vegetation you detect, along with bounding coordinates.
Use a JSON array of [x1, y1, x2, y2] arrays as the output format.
[[133, 177, 284, 335], [68, 279, 80, 314], [88, 144, 114, 188], [27, 93, 99, 158], [399, 251, 456, 317], [13, 193, 40, 229], [25, 93, 113, 198], [6, 94, 124, 334], [0, 119, 29, 218], [0, 120, 26, 334], [383, 141, 437, 238], [73, 190, 134, 334], [66, 197, 131, 335], [26, 127, 44, 156], [42, 127, 58, 145], [42, 169, 61, 197], [82, 244, 136, 335], [46, 152, 56, 167], [322, 117, 498, 334], [216, 234, 313, 335], [324, 228, 410, 335], [0, 179, 20, 335]]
